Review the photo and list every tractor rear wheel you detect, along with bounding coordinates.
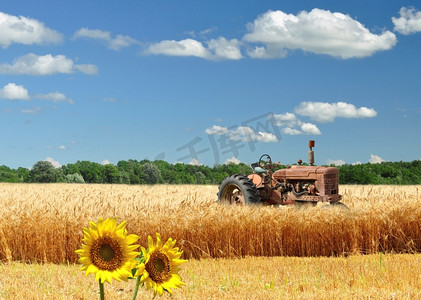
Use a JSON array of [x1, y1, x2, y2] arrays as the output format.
[[218, 174, 260, 205]]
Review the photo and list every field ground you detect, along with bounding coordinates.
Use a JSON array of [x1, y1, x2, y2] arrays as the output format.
[[1, 183, 421, 299], [1, 254, 421, 299]]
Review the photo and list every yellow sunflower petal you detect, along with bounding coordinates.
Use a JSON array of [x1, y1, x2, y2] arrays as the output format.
[[104, 271, 113, 283], [116, 220, 126, 231], [147, 235, 154, 250], [140, 246, 148, 258], [134, 263, 145, 277], [172, 258, 188, 267], [141, 270, 149, 282], [156, 284, 164, 296], [163, 238, 175, 251], [89, 220, 99, 230], [95, 270, 102, 282], [156, 233, 162, 248], [168, 273, 185, 287], [86, 264, 98, 275], [126, 233, 140, 244], [145, 277, 154, 290]]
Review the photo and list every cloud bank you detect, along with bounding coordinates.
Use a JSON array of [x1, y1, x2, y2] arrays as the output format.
[[0, 83, 30, 100], [73, 27, 141, 50], [244, 9, 396, 59], [207, 101, 377, 141], [392, 7, 421, 35], [144, 8, 397, 60], [145, 37, 243, 60], [1, 83, 73, 105], [0, 12, 62, 48], [0, 54, 98, 75], [295, 101, 377, 123], [206, 125, 279, 143]]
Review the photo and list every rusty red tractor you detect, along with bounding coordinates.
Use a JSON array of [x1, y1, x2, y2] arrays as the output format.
[[217, 140, 347, 208]]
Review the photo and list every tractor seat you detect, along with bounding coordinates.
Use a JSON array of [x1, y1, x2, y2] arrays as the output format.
[[251, 163, 267, 174]]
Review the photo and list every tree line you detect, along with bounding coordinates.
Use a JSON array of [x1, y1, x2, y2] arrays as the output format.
[[0, 159, 420, 185]]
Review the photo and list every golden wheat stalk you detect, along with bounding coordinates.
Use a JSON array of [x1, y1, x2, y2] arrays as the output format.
[[0, 183, 420, 263]]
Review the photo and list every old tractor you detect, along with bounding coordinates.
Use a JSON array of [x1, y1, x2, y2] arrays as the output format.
[[217, 140, 347, 208]]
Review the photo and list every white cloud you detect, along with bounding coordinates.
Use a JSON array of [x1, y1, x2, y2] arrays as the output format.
[[145, 37, 243, 60], [45, 157, 61, 168], [327, 159, 346, 166], [224, 157, 242, 165], [272, 112, 302, 127], [188, 158, 202, 166], [1, 83, 74, 105], [300, 122, 321, 135], [206, 124, 278, 142], [35, 92, 74, 104], [73, 28, 140, 50], [369, 154, 385, 164], [207, 37, 243, 60], [282, 127, 302, 135], [352, 161, 362, 165], [58, 145, 66, 150], [243, 9, 396, 59], [230, 126, 278, 142], [295, 101, 377, 123], [392, 7, 421, 35], [109, 34, 140, 50], [247, 45, 288, 59], [74, 64, 99, 75], [272, 113, 320, 135], [146, 39, 211, 58], [0, 53, 98, 75], [21, 106, 42, 114], [0, 12, 62, 48], [0, 83, 30, 100], [101, 159, 111, 165], [74, 28, 111, 40], [205, 125, 229, 135]]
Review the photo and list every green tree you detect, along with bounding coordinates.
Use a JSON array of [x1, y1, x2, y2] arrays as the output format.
[[28, 161, 62, 183], [141, 162, 161, 184], [65, 173, 85, 183], [0, 165, 18, 182], [17, 167, 30, 182], [103, 164, 121, 183], [73, 161, 103, 183]]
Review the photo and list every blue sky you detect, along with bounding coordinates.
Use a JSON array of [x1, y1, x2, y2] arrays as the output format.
[[1, 0, 421, 169]]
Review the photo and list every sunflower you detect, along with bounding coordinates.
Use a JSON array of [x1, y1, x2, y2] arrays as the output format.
[[75, 217, 140, 284], [135, 233, 187, 296]]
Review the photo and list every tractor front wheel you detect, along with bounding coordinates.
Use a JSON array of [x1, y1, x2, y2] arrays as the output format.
[[217, 174, 260, 205]]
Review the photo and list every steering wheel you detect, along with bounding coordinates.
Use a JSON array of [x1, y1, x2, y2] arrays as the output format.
[[258, 154, 272, 169]]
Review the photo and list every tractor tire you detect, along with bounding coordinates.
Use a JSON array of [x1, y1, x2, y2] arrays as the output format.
[[217, 174, 260, 205]]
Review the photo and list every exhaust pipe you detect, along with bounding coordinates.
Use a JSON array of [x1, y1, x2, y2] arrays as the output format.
[[308, 140, 315, 166]]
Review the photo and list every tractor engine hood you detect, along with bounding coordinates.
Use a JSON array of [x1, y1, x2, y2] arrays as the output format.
[[273, 165, 339, 181]]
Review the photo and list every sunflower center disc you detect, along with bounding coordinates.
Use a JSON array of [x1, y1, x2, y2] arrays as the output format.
[[146, 251, 171, 283], [91, 236, 123, 271], [154, 258, 165, 273], [99, 244, 115, 261]]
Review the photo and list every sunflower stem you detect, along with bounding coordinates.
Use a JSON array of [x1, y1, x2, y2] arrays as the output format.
[[99, 281, 105, 300], [131, 276, 142, 300]]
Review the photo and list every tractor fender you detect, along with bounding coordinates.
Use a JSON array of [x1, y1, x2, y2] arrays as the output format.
[[247, 173, 262, 186]]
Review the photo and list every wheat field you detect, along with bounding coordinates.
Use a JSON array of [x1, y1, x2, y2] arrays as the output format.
[[0, 183, 421, 263], [1, 183, 421, 299]]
